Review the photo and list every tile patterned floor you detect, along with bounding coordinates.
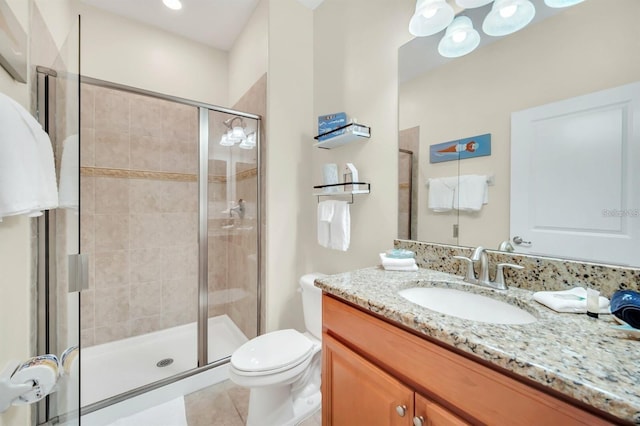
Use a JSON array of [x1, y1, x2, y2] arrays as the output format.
[[184, 380, 321, 426]]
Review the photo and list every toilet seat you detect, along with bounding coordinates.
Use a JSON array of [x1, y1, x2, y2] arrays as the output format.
[[231, 329, 315, 376]]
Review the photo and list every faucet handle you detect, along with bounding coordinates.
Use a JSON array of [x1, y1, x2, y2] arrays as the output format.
[[495, 263, 524, 288], [453, 256, 476, 283]]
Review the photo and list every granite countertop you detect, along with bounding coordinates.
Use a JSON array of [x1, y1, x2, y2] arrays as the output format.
[[315, 267, 640, 424]]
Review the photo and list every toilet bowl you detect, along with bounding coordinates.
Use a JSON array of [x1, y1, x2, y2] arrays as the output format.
[[228, 273, 325, 426]]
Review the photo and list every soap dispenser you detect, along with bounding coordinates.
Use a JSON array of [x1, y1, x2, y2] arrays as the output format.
[[344, 163, 359, 191]]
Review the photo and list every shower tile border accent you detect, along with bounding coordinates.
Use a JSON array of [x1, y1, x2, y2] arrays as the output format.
[[394, 239, 640, 296], [81, 167, 258, 183], [82, 167, 196, 182]]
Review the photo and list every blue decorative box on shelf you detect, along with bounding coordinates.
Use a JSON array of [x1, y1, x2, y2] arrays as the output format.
[[313, 122, 371, 149]]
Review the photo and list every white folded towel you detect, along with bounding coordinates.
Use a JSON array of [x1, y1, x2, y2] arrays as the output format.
[[379, 253, 416, 267], [383, 264, 419, 272], [533, 287, 610, 314], [329, 201, 350, 251], [317, 200, 335, 248], [0, 92, 58, 220], [454, 174, 488, 212], [379, 253, 418, 271], [427, 177, 457, 212]]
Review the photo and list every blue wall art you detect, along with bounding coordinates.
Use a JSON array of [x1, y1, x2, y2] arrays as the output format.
[[429, 133, 491, 163]]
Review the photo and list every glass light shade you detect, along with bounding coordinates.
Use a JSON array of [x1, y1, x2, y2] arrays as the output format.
[[246, 133, 257, 147], [482, 0, 535, 36], [455, 0, 494, 8], [238, 139, 253, 150], [438, 16, 481, 58], [409, 0, 455, 37], [226, 129, 240, 143], [231, 126, 246, 140], [163, 0, 182, 10], [219, 134, 234, 147], [543, 0, 583, 7]]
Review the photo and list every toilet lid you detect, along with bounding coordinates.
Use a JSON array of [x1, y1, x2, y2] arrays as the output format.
[[231, 329, 314, 373]]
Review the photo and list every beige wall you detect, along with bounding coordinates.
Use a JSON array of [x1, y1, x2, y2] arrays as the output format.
[[228, 0, 268, 107], [399, 0, 640, 249], [308, 0, 413, 274], [0, 1, 32, 424], [0, 217, 32, 426], [264, 0, 314, 331], [77, 3, 229, 106]]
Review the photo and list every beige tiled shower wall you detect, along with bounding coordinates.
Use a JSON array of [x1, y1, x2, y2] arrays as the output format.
[[80, 83, 199, 347], [207, 75, 266, 341]]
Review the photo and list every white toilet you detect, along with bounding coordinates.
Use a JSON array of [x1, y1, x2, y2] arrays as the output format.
[[229, 273, 325, 426]]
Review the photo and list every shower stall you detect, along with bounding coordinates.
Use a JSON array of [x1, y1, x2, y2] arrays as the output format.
[[77, 78, 262, 409], [36, 73, 263, 423]]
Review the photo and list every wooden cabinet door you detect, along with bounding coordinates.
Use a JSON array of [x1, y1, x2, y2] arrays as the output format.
[[414, 393, 469, 426], [322, 334, 414, 426]]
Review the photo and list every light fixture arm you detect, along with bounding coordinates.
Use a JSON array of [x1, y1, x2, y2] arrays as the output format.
[[223, 116, 246, 130]]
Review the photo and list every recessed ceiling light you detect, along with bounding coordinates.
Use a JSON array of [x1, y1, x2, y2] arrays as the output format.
[[163, 0, 182, 10]]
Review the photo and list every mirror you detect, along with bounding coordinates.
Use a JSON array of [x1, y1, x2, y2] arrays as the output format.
[[0, 0, 27, 82], [398, 0, 640, 266]]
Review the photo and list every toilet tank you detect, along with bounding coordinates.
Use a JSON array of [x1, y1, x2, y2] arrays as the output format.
[[300, 273, 326, 340]]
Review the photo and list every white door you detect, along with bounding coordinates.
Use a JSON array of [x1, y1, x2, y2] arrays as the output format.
[[511, 82, 640, 266]]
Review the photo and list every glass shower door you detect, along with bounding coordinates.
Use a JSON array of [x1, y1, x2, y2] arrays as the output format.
[[206, 110, 260, 364], [78, 82, 201, 407], [33, 13, 81, 426]]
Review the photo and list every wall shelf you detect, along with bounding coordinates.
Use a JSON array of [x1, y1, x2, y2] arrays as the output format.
[[313, 182, 371, 204], [313, 123, 371, 149]]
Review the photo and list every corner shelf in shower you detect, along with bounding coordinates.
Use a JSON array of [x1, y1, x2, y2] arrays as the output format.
[[313, 182, 371, 204], [313, 123, 371, 149]]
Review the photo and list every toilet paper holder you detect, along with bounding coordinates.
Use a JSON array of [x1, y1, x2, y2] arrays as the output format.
[[0, 361, 34, 413], [0, 353, 61, 413]]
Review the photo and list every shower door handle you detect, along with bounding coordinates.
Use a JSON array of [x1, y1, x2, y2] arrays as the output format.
[[68, 253, 89, 293]]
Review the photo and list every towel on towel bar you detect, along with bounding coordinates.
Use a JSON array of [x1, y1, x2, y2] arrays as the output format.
[[454, 174, 488, 212], [329, 201, 350, 251], [317, 200, 335, 248], [427, 177, 457, 212], [0, 92, 58, 220]]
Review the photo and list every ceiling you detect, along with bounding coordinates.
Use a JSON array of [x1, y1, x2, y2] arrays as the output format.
[[82, 0, 325, 51]]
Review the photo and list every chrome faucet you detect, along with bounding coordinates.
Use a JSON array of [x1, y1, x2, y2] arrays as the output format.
[[229, 199, 246, 219], [470, 246, 490, 285], [454, 246, 524, 290]]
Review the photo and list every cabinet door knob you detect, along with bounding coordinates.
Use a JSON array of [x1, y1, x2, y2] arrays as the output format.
[[413, 416, 425, 426], [395, 405, 407, 417]]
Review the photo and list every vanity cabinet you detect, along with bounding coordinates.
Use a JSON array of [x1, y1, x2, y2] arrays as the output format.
[[323, 333, 467, 426], [321, 294, 613, 426]]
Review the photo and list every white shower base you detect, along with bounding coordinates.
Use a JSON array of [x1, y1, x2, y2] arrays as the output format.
[[81, 314, 248, 407]]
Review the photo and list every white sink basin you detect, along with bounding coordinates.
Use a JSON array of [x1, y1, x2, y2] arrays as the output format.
[[398, 287, 537, 325]]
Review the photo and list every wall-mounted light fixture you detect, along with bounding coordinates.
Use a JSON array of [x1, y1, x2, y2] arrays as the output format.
[[544, 0, 584, 7], [219, 116, 256, 150], [482, 0, 536, 36], [409, 0, 584, 58], [438, 16, 480, 58], [409, 0, 455, 36], [163, 0, 182, 11]]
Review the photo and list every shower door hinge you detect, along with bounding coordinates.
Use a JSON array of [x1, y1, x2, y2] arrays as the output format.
[[68, 254, 89, 293], [453, 224, 459, 238]]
